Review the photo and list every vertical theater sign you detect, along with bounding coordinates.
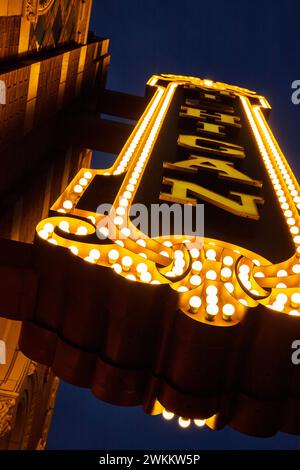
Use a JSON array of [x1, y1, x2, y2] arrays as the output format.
[[3, 74, 300, 437]]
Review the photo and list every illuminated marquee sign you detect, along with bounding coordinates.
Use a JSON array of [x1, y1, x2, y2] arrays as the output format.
[[19, 75, 300, 436]]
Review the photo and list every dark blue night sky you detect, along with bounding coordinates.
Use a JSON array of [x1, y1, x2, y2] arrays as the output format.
[[47, 0, 300, 449]]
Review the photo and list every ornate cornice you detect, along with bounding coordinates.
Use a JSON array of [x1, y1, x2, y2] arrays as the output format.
[[25, 0, 55, 22], [0, 398, 16, 437]]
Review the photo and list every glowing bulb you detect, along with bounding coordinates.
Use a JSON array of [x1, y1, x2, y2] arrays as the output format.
[[116, 206, 126, 216], [192, 261, 202, 274], [114, 216, 123, 226], [136, 239, 146, 247], [126, 274, 136, 281], [87, 215, 96, 224], [190, 275, 201, 286], [162, 410, 174, 420], [277, 269, 288, 277], [59, 221, 69, 232], [89, 249, 100, 260], [173, 266, 183, 276], [63, 200, 73, 210], [189, 296, 201, 313], [254, 271, 264, 278], [276, 293, 288, 305], [224, 282, 234, 294], [206, 285, 218, 296], [206, 304, 219, 319], [38, 229, 48, 240], [238, 299, 248, 307], [174, 250, 184, 259], [84, 256, 94, 263], [74, 184, 83, 193], [108, 249, 119, 263], [69, 246, 78, 255], [121, 256, 133, 271], [84, 171, 92, 179], [291, 293, 300, 307], [48, 238, 57, 245], [222, 303, 235, 320], [206, 249, 216, 260], [120, 227, 131, 238], [178, 417, 191, 429], [290, 310, 300, 316], [79, 178, 88, 186], [206, 294, 218, 305], [112, 263, 122, 274], [190, 248, 200, 259], [98, 226, 109, 239], [177, 286, 188, 292], [140, 271, 152, 283], [221, 267, 232, 279], [292, 264, 300, 274], [43, 223, 54, 233], [159, 251, 170, 258], [194, 419, 206, 427], [76, 226, 88, 235], [136, 263, 148, 276], [223, 255, 234, 266], [206, 270, 217, 281], [119, 198, 129, 207], [239, 264, 250, 275]]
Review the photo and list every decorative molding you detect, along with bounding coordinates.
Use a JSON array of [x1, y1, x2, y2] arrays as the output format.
[[38, 0, 55, 15], [25, 0, 38, 22], [27, 361, 37, 376], [24, 0, 55, 22], [0, 398, 16, 437]]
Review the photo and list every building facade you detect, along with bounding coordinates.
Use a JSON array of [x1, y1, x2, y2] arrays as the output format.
[[0, 0, 111, 449]]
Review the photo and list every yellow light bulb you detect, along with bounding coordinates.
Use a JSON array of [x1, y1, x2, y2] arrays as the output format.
[[38, 230, 49, 240], [177, 286, 188, 292], [190, 248, 200, 259], [291, 293, 300, 307], [89, 249, 100, 260], [221, 267, 232, 279], [189, 296, 201, 313], [112, 263, 122, 274], [69, 246, 78, 255], [162, 410, 174, 421], [206, 270, 217, 281], [43, 223, 54, 233], [178, 417, 191, 429], [122, 256, 133, 271], [74, 184, 83, 193], [63, 200, 73, 210], [206, 249, 216, 260], [76, 226, 88, 235], [59, 221, 69, 232], [140, 271, 152, 283], [192, 261, 202, 274], [222, 303, 235, 320], [194, 419, 206, 427], [190, 275, 201, 287], [223, 256, 234, 266]]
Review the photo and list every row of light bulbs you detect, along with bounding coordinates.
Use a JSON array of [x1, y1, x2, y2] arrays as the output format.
[[241, 97, 300, 253], [162, 409, 206, 429], [55, 84, 167, 214]]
